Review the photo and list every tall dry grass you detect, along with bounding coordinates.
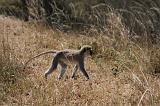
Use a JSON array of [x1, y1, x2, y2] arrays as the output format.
[[17, 0, 159, 39], [0, 0, 160, 45], [0, 23, 23, 105]]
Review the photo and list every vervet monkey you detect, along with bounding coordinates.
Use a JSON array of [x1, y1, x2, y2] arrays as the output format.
[[25, 45, 93, 80]]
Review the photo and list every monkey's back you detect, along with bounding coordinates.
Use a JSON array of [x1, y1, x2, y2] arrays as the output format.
[[58, 49, 81, 64]]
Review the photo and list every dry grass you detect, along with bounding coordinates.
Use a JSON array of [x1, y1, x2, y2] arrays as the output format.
[[0, 15, 160, 106], [17, 0, 159, 40]]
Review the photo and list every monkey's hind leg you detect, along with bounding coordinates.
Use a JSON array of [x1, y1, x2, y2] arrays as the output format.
[[58, 61, 67, 80], [44, 57, 58, 79]]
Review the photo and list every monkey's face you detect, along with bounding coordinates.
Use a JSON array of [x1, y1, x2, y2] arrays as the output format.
[[81, 45, 93, 56], [84, 47, 93, 56], [89, 48, 93, 56]]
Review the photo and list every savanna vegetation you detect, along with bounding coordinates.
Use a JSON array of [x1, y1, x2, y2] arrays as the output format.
[[0, 0, 160, 105]]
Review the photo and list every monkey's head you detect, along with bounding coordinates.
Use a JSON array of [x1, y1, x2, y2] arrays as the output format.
[[80, 45, 93, 56]]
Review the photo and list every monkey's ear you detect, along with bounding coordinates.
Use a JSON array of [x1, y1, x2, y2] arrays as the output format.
[[91, 42, 98, 55], [90, 50, 93, 55], [78, 45, 81, 49]]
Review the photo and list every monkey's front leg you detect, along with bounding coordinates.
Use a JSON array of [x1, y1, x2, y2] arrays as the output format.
[[79, 62, 89, 80]]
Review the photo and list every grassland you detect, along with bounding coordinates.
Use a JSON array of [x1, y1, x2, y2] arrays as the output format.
[[0, 0, 160, 105], [0, 14, 160, 105]]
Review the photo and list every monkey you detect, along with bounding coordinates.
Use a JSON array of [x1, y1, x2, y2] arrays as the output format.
[[25, 45, 93, 80]]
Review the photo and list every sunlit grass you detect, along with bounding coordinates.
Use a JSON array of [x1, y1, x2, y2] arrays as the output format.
[[0, 14, 160, 105]]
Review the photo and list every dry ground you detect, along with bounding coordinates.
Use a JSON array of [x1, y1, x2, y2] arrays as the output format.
[[0, 16, 160, 106]]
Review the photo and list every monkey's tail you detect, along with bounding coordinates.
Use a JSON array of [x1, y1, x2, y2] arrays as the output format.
[[23, 50, 57, 70]]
